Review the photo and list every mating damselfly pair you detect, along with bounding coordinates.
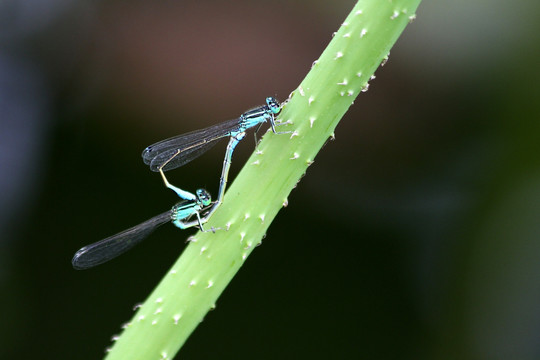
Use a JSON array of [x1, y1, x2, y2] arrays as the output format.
[[72, 97, 287, 270]]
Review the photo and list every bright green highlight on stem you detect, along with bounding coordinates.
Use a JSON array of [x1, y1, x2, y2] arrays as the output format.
[[105, 0, 421, 359]]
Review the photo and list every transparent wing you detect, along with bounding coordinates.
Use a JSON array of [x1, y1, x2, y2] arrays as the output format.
[[141, 117, 241, 172], [71, 211, 172, 270]]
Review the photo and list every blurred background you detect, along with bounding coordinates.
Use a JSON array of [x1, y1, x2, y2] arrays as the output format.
[[1, 0, 540, 358]]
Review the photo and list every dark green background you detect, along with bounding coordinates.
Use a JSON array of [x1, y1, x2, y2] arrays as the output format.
[[2, 1, 539, 359]]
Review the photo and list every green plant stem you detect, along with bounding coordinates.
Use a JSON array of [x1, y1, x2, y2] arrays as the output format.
[[105, 0, 421, 358]]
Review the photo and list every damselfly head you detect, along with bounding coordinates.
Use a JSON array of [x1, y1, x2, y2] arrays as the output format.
[[196, 189, 212, 206], [266, 97, 281, 115]]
